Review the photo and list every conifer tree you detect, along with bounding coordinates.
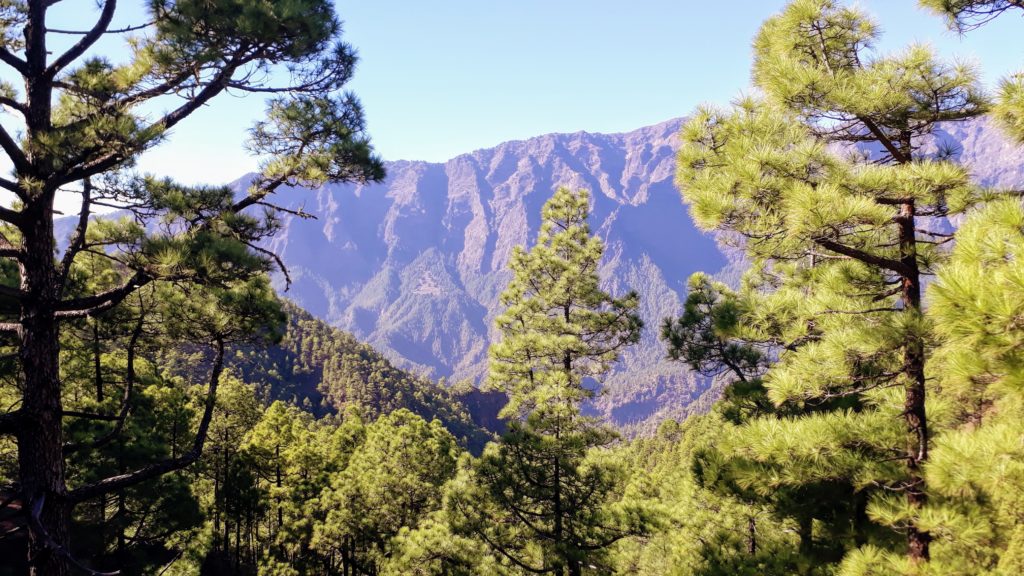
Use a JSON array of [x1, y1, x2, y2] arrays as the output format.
[[923, 198, 1024, 574], [454, 187, 646, 576], [0, 1, 383, 573], [663, 275, 870, 570], [314, 409, 459, 574], [667, 0, 988, 570]]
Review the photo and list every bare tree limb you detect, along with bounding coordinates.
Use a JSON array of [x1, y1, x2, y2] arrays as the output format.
[[814, 238, 912, 276], [243, 240, 292, 290], [45, 0, 117, 79], [0, 47, 28, 75], [47, 21, 152, 35], [0, 176, 22, 196], [58, 178, 92, 293], [0, 95, 27, 116], [0, 204, 22, 225], [0, 123, 29, 177], [0, 323, 22, 335], [56, 271, 151, 319]]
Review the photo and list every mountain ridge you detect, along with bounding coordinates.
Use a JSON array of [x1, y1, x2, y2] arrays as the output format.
[[57, 116, 1024, 433], [251, 115, 1024, 432], [253, 116, 736, 432]]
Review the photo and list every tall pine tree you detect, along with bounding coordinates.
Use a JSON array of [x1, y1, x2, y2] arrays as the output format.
[[453, 187, 647, 576], [0, 1, 384, 573], [667, 0, 989, 571]]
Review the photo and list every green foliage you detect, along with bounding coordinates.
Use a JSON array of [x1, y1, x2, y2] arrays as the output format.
[[454, 187, 650, 575], [993, 73, 1024, 143], [218, 300, 494, 452], [666, 0, 996, 572], [314, 409, 460, 573], [920, 199, 1024, 575], [0, 0, 386, 570], [661, 273, 766, 385], [611, 414, 809, 576], [489, 187, 642, 419]]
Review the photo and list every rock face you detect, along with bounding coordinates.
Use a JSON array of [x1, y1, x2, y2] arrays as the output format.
[[245, 116, 1024, 431], [256, 118, 727, 431]]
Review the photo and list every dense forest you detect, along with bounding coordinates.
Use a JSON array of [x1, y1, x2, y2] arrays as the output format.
[[1, 0, 1024, 575]]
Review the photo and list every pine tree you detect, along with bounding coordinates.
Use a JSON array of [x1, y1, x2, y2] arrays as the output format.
[[663, 275, 868, 571], [0, 2, 384, 573], [923, 198, 1024, 574], [668, 0, 988, 571], [314, 409, 460, 574], [454, 187, 647, 576]]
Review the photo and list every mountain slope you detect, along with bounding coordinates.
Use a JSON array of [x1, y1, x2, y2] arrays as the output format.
[[235, 117, 1024, 431], [163, 301, 496, 452], [251, 118, 729, 431]]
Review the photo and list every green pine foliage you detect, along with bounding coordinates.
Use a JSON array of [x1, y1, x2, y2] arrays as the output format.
[[610, 414, 806, 576], [0, 0, 387, 571], [450, 187, 651, 576], [163, 300, 493, 453], [3, 1, 1024, 575], [921, 199, 1024, 575], [664, 0, 1003, 572]]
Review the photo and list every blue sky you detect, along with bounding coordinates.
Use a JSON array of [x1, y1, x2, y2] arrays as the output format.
[[22, 1, 1024, 186]]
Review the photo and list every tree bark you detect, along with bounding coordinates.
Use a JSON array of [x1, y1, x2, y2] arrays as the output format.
[[19, 199, 72, 576], [896, 200, 931, 562]]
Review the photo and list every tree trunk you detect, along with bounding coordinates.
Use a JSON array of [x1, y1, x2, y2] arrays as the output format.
[[19, 202, 71, 576], [896, 200, 931, 562], [747, 516, 757, 555], [276, 443, 283, 546], [92, 319, 104, 402]]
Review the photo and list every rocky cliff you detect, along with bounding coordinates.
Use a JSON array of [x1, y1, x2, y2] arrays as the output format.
[[253, 118, 732, 431], [226, 116, 1024, 431]]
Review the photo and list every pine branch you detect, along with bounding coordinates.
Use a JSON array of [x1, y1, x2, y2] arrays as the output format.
[[68, 338, 225, 503], [813, 238, 912, 276], [243, 240, 292, 290], [56, 55, 244, 186], [0, 204, 22, 225], [0, 123, 29, 177], [55, 271, 151, 319], [60, 410, 121, 422], [0, 47, 27, 75], [46, 21, 152, 35], [0, 95, 26, 116], [58, 178, 91, 293]]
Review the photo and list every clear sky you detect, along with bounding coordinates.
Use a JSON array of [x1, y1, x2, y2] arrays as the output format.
[[25, 1, 1024, 186]]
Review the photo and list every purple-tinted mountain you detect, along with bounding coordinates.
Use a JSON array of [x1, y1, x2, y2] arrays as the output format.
[[251, 116, 1024, 432], [252, 118, 723, 431], [53, 117, 1022, 432]]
